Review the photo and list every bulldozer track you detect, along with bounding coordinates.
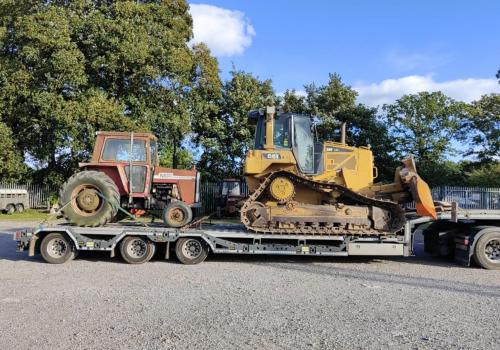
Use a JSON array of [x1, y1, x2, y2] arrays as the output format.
[[240, 171, 406, 236]]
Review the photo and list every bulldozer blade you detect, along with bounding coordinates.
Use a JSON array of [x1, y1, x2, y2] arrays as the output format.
[[411, 176, 437, 219], [400, 156, 437, 220]]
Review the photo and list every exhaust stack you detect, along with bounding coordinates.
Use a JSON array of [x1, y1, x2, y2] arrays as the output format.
[[340, 121, 347, 144]]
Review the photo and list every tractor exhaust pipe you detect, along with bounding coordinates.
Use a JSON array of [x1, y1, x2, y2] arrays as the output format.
[[340, 121, 347, 144]]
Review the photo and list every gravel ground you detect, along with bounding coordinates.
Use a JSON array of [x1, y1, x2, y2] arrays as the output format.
[[0, 221, 499, 350]]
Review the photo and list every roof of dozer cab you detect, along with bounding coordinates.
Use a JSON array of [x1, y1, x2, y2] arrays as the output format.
[[248, 108, 313, 121], [95, 131, 157, 140]]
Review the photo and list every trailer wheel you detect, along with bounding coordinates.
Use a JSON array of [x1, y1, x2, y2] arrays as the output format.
[[175, 238, 208, 265], [473, 231, 500, 270], [40, 233, 76, 264], [162, 201, 193, 228], [120, 236, 156, 264], [5, 204, 15, 215], [15, 203, 25, 213]]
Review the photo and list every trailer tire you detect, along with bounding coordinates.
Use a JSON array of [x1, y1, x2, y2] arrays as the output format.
[[60, 170, 120, 227], [40, 233, 76, 264], [473, 231, 500, 270], [175, 238, 208, 265], [5, 204, 15, 214], [120, 236, 156, 264], [162, 201, 193, 228], [15, 203, 25, 213]]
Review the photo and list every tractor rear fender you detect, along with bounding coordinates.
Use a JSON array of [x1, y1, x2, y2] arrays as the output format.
[[79, 164, 127, 196]]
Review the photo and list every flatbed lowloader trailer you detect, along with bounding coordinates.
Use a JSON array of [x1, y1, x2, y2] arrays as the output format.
[[13, 209, 500, 269]]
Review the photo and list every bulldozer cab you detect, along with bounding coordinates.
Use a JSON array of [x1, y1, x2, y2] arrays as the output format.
[[251, 108, 320, 174]]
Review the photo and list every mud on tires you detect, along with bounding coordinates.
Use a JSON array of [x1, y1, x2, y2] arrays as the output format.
[[59, 170, 120, 227]]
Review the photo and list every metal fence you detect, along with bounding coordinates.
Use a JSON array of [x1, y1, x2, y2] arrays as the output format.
[[0, 182, 59, 209], [195, 181, 249, 216], [1, 182, 498, 213], [431, 186, 500, 210]]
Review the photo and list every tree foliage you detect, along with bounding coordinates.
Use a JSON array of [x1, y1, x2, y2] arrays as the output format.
[[0, 0, 218, 185], [193, 69, 274, 180], [383, 91, 467, 162], [463, 93, 500, 161], [0, 121, 26, 182]]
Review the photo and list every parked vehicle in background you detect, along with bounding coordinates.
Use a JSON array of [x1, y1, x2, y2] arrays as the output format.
[[215, 179, 246, 217], [0, 189, 29, 214]]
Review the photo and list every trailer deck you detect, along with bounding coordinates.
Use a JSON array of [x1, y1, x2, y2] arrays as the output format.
[[12, 209, 500, 268]]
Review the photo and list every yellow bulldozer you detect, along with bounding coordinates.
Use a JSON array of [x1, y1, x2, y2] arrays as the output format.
[[241, 106, 436, 235]]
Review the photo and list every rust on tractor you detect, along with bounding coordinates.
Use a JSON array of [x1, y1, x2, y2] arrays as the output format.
[[60, 131, 200, 227]]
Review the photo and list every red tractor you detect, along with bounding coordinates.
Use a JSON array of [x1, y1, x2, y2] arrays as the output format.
[[59, 131, 200, 227]]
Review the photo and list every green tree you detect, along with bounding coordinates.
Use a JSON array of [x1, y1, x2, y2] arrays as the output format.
[[463, 94, 500, 161], [0, 0, 219, 184], [282, 74, 396, 181], [465, 162, 500, 187], [304, 73, 358, 141], [383, 91, 468, 186], [282, 89, 307, 113], [159, 144, 194, 169], [193, 69, 274, 180], [383, 92, 466, 162], [0, 122, 26, 182]]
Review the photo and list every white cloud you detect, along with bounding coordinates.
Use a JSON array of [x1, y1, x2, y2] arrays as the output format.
[[189, 4, 255, 57], [385, 50, 449, 72], [354, 75, 500, 107]]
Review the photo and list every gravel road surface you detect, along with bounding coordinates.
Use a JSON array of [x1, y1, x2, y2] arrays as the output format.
[[1, 221, 499, 349]]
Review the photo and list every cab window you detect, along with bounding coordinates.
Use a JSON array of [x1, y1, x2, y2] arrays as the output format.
[[102, 139, 146, 162], [273, 114, 290, 148]]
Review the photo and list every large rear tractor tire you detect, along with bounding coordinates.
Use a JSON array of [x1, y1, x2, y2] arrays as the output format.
[[59, 170, 120, 227], [162, 201, 193, 228]]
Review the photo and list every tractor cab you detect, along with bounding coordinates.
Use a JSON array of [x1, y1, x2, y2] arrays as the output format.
[[81, 131, 158, 196]]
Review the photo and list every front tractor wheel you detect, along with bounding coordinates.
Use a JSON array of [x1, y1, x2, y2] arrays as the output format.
[[162, 201, 193, 228], [60, 170, 120, 227]]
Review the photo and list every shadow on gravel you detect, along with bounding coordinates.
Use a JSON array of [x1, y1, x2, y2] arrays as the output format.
[[0, 232, 41, 262], [258, 262, 500, 298]]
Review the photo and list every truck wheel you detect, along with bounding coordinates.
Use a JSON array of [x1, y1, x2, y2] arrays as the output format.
[[15, 203, 25, 213], [40, 232, 76, 264], [162, 201, 193, 228], [60, 170, 120, 227], [175, 238, 208, 265], [473, 231, 500, 270], [5, 204, 15, 215], [119, 236, 156, 264]]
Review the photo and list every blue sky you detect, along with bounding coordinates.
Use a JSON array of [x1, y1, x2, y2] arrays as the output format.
[[189, 0, 500, 106]]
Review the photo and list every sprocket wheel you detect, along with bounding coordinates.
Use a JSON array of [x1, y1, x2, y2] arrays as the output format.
[[269, 176, 295, 202]]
